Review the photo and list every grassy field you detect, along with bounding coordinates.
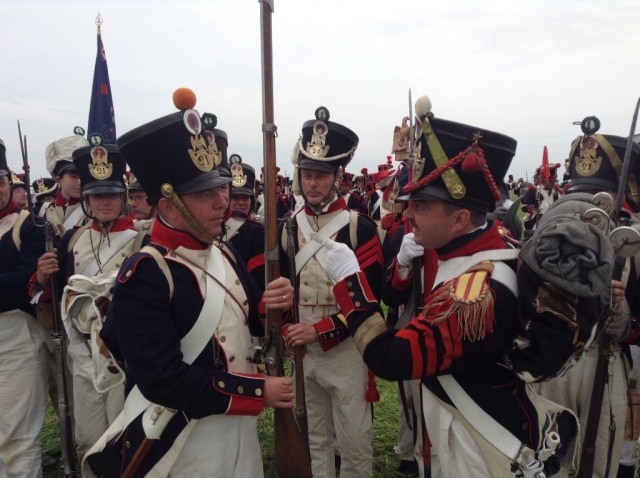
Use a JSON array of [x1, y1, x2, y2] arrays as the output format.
[[42, 376, 403, 477]]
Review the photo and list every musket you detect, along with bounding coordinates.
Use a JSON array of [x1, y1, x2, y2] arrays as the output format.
[[18, 121, 77, 476], [284, 216, 311, 450], [409, 89, 423, 314], [577, 100, 640, 478], [258, 2, 312, 477]]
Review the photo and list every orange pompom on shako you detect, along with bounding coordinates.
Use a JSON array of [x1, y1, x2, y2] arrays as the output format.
[[172, 87, 197, 110]]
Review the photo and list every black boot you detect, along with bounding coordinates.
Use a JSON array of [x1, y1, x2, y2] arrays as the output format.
[[617, 464, 636, 478], [397, 459, 419, 477]]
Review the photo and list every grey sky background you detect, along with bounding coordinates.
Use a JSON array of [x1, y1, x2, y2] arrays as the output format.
[[1, 0, 640, 186]]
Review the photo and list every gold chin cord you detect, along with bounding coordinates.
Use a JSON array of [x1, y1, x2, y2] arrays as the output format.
[[161, 183, 218, 244]]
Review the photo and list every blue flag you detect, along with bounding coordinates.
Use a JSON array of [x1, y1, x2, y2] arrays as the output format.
[[88, 33, 116, 143]]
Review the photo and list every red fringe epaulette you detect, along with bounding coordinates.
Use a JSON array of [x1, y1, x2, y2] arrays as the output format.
[[424, 263, 495, 341]]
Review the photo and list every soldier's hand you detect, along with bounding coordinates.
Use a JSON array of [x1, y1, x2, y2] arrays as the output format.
[[263, 277, 294, 310], [285, 323, 318, 348], [397, 232, 424, 268], [36, 250, 59, 286], [321, 238, 360, 284], [263, 375, 294, 409]]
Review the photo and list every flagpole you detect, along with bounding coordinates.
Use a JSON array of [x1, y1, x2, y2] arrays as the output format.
[[88, 13, 116, 143]]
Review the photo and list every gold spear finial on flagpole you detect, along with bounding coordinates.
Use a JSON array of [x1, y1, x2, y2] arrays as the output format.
[[96, 13, 103, 35]]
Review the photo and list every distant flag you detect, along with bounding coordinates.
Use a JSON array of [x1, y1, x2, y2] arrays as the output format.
[[540, 145, 550, 184], [87, 14, 116, 143]]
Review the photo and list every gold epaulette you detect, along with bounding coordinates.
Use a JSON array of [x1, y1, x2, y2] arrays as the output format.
[[425, 262, 495, 341]]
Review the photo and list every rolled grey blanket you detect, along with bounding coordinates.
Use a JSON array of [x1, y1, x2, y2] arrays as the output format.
[[519, 192, 614, 299]]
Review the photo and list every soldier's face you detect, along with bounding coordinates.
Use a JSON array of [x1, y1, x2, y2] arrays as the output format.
[[129, 190, 153, 220], [0, 176, 10, 210], [56, 172, 81, 200], [229, 195, 251, 215], [180, 185, 229, 241], [88, 193, 125, 223], [300, 169, 335, 206], [404, 199, 459, 250], [12, 186, 27, 209]]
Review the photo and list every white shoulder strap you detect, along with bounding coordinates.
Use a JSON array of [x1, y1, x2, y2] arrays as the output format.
[[225, 216, 244, 241], [140, 246, 174, 299], [436, 375, 547, 477], [434, 249, 519, 290], [80, 229, 139, 277], [11, 209, 30, 250], [0, 211, 19, 241], [295, 210, 350, 275], [63, 204, 85, 230], [123, 245, 226, 435], [372, 194, 383, 215]]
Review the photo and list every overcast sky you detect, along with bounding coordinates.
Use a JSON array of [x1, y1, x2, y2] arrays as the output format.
[[2, 0, 640, 186]]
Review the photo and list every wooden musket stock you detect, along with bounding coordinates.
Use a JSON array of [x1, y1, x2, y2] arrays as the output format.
[[259, 2, 312, 477]]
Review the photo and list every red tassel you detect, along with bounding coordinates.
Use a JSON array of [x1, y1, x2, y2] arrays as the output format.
[[461, 149, 482, 172], [366, 369, 380, 403]]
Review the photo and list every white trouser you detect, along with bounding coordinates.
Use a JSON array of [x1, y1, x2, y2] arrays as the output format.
[[300, 305, 373, 478], [397, 379, 431, 477], [619, 345, 640, 468], [67, 340, 124, 461], [169, 415, 263, 477], [0, 310, 49, 478], [537, 344, 628, 478], [422, 387, 494, 478], [396, 380, 417, 461]]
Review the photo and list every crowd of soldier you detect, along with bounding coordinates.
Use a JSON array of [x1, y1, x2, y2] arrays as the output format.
[[1, 90, 640, 478]]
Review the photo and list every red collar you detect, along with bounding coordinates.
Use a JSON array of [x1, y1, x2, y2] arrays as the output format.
[[304, 196, 347, 215], [437, 222, 507, 261], [89, 216, 135, 233], [0, 201, 18, 221], [55, 191, 79, 207], [150, 216, 209, 250]]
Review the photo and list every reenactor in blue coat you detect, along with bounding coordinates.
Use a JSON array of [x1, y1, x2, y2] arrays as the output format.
[[224, 153, 266, 292], [31, 177, 58, 218], [0, 139, 48, 477], [86, 89, 294, 477]]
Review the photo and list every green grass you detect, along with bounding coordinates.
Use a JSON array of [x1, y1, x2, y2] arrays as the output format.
[[41, 378, 402, 477]]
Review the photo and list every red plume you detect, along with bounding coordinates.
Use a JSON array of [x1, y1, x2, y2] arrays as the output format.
[[361, 167, 368, 175], [540, 146, 550, 184]]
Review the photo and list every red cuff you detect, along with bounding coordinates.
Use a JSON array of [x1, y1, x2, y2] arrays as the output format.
[[28, 273, 51, 301], [333, 271, 378, 317], [313, 317, 342, 351], [213, 372, 265, 416], [389, 260, 412, 291]]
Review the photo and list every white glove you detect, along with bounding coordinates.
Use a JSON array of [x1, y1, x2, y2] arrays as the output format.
[[397, 233, 424, 267], [322, 238, 361, 284]]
